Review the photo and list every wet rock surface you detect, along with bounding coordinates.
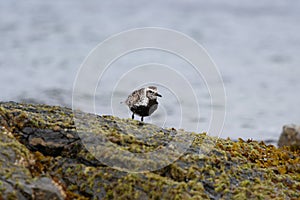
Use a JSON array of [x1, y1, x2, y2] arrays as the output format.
[[0, 101, 299, 199], [0, 126, 65, 200]]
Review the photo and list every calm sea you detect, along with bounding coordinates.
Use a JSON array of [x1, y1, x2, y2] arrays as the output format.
[[1, 0, 300, 144]]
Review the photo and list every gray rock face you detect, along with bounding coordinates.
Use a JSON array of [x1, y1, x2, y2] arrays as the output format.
[[0, 126, 65, 200], [278, 124, 300, 148]]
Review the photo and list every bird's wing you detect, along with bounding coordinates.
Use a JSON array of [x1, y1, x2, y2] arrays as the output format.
[[125, 89, 142, 106]]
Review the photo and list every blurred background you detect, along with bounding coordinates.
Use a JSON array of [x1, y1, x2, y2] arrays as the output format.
[[1, 0, 299, 144]]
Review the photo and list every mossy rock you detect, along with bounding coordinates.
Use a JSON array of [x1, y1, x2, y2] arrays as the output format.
[[0, 101, 299, 199], [0, 126, 65, 199], [278, 124, 300, 151]]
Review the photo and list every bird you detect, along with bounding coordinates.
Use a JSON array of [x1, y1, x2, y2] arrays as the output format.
[[124, 86, 162, 121]]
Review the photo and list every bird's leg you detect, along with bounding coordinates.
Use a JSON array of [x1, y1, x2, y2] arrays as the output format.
[[141, 116, 144, 122], [132, 113, 134, 120]]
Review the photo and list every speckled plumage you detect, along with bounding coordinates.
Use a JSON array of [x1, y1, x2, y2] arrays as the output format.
[[125, 86, 162, 121]]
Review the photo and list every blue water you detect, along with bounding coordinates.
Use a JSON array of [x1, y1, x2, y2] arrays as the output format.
[[1, 0, 300, 144]]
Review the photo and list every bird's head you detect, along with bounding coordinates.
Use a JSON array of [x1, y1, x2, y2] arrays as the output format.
[[146, 86, 162, 100]]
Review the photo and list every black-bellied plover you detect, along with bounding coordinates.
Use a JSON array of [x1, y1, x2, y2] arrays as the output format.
[[125, 86, 162, 121]]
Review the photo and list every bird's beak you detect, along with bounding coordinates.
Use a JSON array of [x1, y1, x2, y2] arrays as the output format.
[[156, 93, 162, 97]]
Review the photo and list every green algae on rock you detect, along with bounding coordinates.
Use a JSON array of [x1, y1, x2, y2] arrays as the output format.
[[0, 126, 65, 199], [0, 101, 299, 199]]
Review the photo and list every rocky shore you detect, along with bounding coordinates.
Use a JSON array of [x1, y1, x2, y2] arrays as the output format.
[[0, 101, 299, 199]]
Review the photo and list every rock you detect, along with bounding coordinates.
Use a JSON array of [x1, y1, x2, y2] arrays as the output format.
[[0, 126, 65, 200], [278, 124, 300, 149], [0, 101, 299, 199]]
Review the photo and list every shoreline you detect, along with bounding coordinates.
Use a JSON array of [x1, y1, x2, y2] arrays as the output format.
[[0, 101, 299, 199]]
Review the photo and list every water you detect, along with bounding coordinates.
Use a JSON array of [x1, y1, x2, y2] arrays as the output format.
[[1, 0, 300, 144]]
